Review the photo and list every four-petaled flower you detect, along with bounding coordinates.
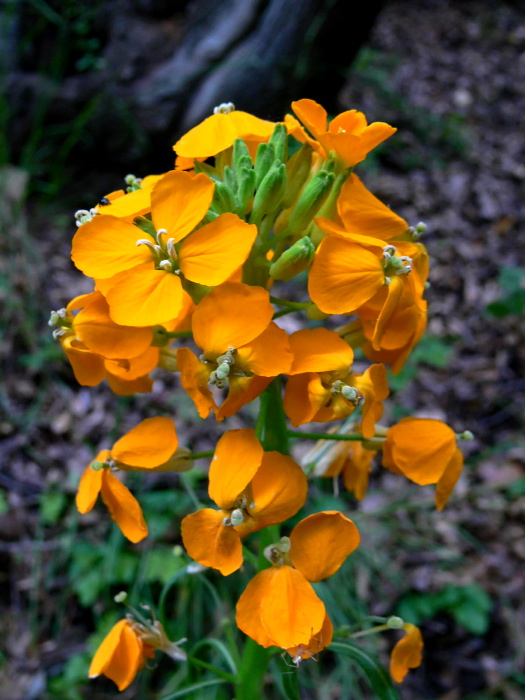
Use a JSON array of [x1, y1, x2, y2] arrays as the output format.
[[181, 429, 307, 575]]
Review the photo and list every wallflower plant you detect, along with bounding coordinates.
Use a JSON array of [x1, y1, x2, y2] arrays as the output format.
[[49, 97, 473, 698]]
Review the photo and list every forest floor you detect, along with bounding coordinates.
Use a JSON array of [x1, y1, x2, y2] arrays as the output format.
[[1, 0, 525, 698]]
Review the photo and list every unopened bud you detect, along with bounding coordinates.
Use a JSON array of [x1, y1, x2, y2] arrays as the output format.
[[268, 123, 288, 163], [285, 170, 335, 237], [254, 143, 275, 189], [157, 346, 178, 372], [233, 138, 251, 171], [269, 236, 315, 281], [212, 180, 237, 214], [458, 430, 474, 441], [283, 144, 313, 208], [250, 161, 287, 225], [387, 616, 404, 629], [114, 591, 128, 603]]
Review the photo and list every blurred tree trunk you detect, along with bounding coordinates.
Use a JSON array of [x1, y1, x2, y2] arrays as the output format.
[[5, 0, 383, 175]]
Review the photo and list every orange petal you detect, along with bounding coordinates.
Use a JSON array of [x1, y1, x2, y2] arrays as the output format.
[[100, 471, 148, 543], [89, 619, 145, 691], [261, 567, 326, 649], [151, 171, 215, 243], [181, 509, 243, 575], [71, 215, 151, 278], [289, 328, 353, 374], [390, 624, 423, 683], [209, 429, 263, 509], [106, 266, 183, 326], [383, 418, 457, 485], [290, 511, 360, 582], [337, 174, 407, 240], [111, 417, 178, 468], [287, 613, 333, 659], [192, 283, 273, 356], [73, 294, 153, 359], [176, 347, 216, 419], [435, 447, 464, 510], [291, 99, 327, 140], [358, 121, 397, 154], [319, 131, 368, 168], [238, 452, 307, 534], [373, 276, 405, 351], [283, 373, 330, 427], [104, 346, 158, 381], [173, 111, 275, 159], [96, 177, 162, 220], [61, 336, 106, 386], [308, 237, 385, 315], [179, 214, 257, 285], [235, 569, 281, 649], [105, 371, 154, 396], [215, 375, 272, 422], [76, 452, 109, 513], [235, 322, 292, 377]]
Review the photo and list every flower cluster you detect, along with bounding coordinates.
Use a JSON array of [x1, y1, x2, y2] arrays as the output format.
[[51, 98, 471, 691]]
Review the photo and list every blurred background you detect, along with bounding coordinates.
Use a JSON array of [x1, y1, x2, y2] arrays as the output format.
[[1, 0, 525, 698]]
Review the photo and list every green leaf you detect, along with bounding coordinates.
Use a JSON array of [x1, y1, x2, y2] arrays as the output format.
[[40, 490, 67, 525], [330, 640, 400, 700], [281, 668, 301, 700], [160, 679, 227, 699]]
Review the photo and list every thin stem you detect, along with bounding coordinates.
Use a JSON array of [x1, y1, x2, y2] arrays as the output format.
[[186, 656, 237, 683], [349, 624, 390, 639], [179, 474, 202, 510], [287, 430, 368, 442], [269, 295, 310, 310], [187, 450, 214, 460]]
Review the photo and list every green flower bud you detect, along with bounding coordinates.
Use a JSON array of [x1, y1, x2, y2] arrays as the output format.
[[387, 616, 404, 630], [306, 302, 331, 320], [233, 138, 251, 171], [283, 144, 313, 208], [268, 123, 288, 163], [250, 161, 287, 226], [212, 180, 237, 214], [269, 236, 315, 281], [285, 169, 335, 237], [236, 166, 256, 218], [151, 325, 171, 347], [224, 165, 238, 194], [254, 143, 275, 189]]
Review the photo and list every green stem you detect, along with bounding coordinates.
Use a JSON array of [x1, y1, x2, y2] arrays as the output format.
[[269, 295, 310, 310], [187, 656, 237, 683], [256, 378, 289, 454], [287, 430, 367, 442], [187, 450, 214, 460], [349, 624, 390, 639], [235, 640, 272, 700]]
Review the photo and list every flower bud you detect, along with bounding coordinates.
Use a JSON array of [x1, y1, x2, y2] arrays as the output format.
[[254, 143, 275, 189], [250, 161, 287, 225], [269, 236, 315, 281], [285, 169, 335, 237], [268, 123, 288, 163], [212, 180, 237, 214], [237, 166, 256, 217], [233, 138, 251, 171], [282, 144, 313, 208]]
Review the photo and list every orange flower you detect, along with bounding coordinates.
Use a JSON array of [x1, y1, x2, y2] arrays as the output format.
[[382, 418, 464, 509], [71, 170, 257, 326], [181, 429, 307, 575], [390, 623, 424, 683], [90, 615, 186, 691], [289, 99, 396, 168], [76, 417, 182, 541], [236, 511, 360, 649], [173, 104, 276, 163], [285, 613, 334, 666], [177, 283, 292, 421], [309, 437, 378, 501], [283, 328, 388, 436]]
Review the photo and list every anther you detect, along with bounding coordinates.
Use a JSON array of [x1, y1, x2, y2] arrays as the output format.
[[158, 260, 173, 271], [213, 102, 235, 114]]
